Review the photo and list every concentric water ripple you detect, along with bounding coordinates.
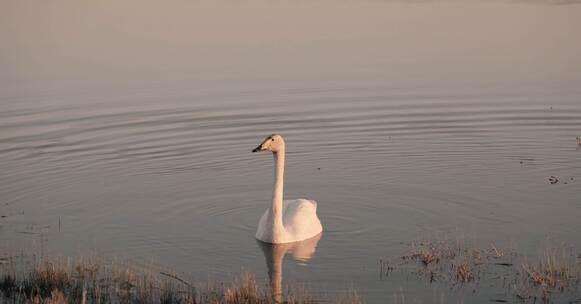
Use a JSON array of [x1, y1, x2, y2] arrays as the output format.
[[2, 1, 581, 302]]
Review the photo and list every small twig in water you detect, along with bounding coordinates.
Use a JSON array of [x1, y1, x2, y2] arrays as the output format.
[[159, 271, 192, 287], [491, 243, 503, 257]]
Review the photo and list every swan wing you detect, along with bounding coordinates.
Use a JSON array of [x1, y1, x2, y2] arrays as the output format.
[[282, 199, 323, 241], [255, 208, 272, 241]]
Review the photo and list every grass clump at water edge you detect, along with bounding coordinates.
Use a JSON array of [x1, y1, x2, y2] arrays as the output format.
[[0, 256, 361, 304], [380, 236, 581, 303]]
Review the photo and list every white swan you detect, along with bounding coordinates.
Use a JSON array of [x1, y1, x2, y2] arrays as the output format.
[[252, 134, 323, 244]]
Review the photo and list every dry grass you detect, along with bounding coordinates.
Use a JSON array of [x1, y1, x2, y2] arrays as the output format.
[[0, 256, 362, 304], [453, 260, 474, 283], [223, 272, 264, 304], [396, 238, 482, 285], [389, 237, 580, 302], [414, 248, 440, 266], [520, 246, 581, 297], [335, 288, 361, 304], [31, 289, 68, 304]]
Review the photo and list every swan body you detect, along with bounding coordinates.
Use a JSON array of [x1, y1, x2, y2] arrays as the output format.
[[256, 199, 322, 243], [252, 134, 323, 244]]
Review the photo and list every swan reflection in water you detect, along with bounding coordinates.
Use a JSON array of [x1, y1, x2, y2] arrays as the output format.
[[257, 233, 322, 303]]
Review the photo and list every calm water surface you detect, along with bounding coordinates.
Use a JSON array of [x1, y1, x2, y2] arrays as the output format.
[[1, 1, 581, 302]]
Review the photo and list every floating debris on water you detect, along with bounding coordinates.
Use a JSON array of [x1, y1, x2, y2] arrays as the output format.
[[549, 176, 559, 184]]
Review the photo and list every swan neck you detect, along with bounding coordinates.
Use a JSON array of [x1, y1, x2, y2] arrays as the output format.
[[272, 148, 285, 228]]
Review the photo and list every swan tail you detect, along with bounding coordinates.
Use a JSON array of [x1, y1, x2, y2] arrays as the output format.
[[309, 199, 317, 209]]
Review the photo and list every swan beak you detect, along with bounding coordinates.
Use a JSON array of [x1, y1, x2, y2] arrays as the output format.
[[252, 145, 263, 153]]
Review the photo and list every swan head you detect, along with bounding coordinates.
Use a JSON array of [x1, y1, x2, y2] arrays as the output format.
[[252, 134, 285, 153]]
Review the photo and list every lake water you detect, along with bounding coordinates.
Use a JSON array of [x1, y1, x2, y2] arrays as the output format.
[[1, 1, 581, 302]]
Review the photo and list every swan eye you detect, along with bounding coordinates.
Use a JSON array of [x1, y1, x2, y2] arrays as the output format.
[[271, 138, 275, 141]]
